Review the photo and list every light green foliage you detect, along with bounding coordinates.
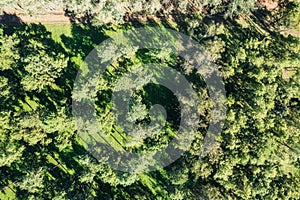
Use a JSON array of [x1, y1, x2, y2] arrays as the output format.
[[0, 31, 19, 71], [19, 114, 50, 146], [21, 53, 66, 91], [18, 167, 45, 193], [0, 1, 299, 200], [43, 108, 76, 151], [20, 39, 68, 92], [0, 76, 10, 102], [0, 112, 25, 167], [79, 156, 138, 187], [128, 95, 148, 123]]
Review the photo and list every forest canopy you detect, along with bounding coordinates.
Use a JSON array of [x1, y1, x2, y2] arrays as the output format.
[[0, 0, 300, 199]]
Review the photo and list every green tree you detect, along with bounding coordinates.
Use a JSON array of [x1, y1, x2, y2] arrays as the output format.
[[0, 30, 19, 71], [0, 111, 25, 167], [0, 76, 10, 103], [21, 50, 67, 92], [19, 113, 50, 146], [18, 167, 45, 194]]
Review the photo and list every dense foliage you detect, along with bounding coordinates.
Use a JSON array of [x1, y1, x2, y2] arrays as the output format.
[[0, 0, 300, 199]]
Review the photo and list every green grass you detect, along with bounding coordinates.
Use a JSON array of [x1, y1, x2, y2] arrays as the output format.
[[46, 154, 74, 175], [45, 24, 72, 46], [139, 174, 168, 198], [0, 183, 16, 200]]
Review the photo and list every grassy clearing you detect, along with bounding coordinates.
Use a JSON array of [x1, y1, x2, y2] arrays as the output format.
[[139, 174, 168, 198], [0, 183, 16, 200], [45, 24, 72, 47]]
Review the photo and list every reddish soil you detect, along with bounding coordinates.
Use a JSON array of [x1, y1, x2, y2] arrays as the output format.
[[259, 0, 279, 10]]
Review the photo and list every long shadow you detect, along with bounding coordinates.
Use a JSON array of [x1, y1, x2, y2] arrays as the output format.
[[0, 12, 23, 27], [0, 13, 103, 199], [61, 23, 108, 58], [6, 8, 298, 199], [0, 14, 70, 113], [0, 11, 209, 199]]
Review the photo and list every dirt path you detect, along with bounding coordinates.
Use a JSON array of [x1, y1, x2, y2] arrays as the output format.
[[1, 8, 70, 24], [17, 13, 70, 24]]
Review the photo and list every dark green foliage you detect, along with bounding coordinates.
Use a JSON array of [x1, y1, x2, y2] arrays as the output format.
[[0, 2, 300, 200]]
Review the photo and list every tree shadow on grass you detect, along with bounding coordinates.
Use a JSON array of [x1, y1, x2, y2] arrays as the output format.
[[61, 23, 108, 58], [3, 10, 282, 199], [0, 15, 106, 199], [0, 17, 70, 112]]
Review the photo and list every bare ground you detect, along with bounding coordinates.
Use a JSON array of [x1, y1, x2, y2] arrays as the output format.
[[17, 13, 70, 24], [1, 8, 70, 24]]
